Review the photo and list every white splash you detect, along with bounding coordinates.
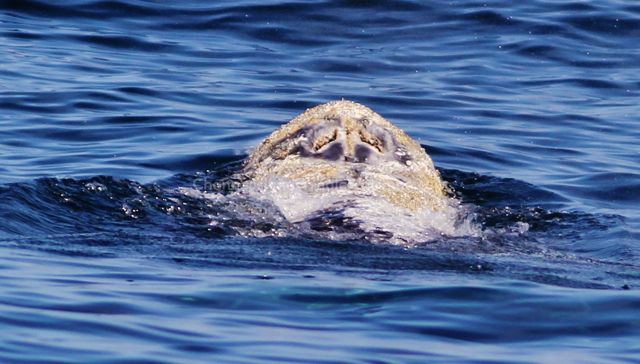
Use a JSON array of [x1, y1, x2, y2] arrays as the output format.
[[235, 175, 481, 244]]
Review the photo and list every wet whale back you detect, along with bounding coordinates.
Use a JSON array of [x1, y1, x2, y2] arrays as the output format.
[[229, 100, 474, 243], [242, 100, 447, 212]]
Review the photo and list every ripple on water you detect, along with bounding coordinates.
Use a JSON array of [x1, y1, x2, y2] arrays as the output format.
[[1, 0, 640, 362]]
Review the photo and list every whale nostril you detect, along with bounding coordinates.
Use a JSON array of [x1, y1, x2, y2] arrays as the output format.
[[354, 145, 373, 163], [317, 143, 343, 161], [358, 130, 384, 153], [313, 128, 338, 151]]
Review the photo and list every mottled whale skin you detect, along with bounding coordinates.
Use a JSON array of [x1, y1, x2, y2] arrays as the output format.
[[240, 100, 449, 218]]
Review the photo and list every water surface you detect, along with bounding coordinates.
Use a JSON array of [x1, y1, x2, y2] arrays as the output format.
[[1, 0, 640, 363]]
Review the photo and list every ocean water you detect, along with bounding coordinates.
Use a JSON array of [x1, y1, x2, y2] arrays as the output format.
[[1, 0, 640, 363]]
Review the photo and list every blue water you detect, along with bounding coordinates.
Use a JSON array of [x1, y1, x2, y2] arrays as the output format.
[[2, 0, 640, 362]]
